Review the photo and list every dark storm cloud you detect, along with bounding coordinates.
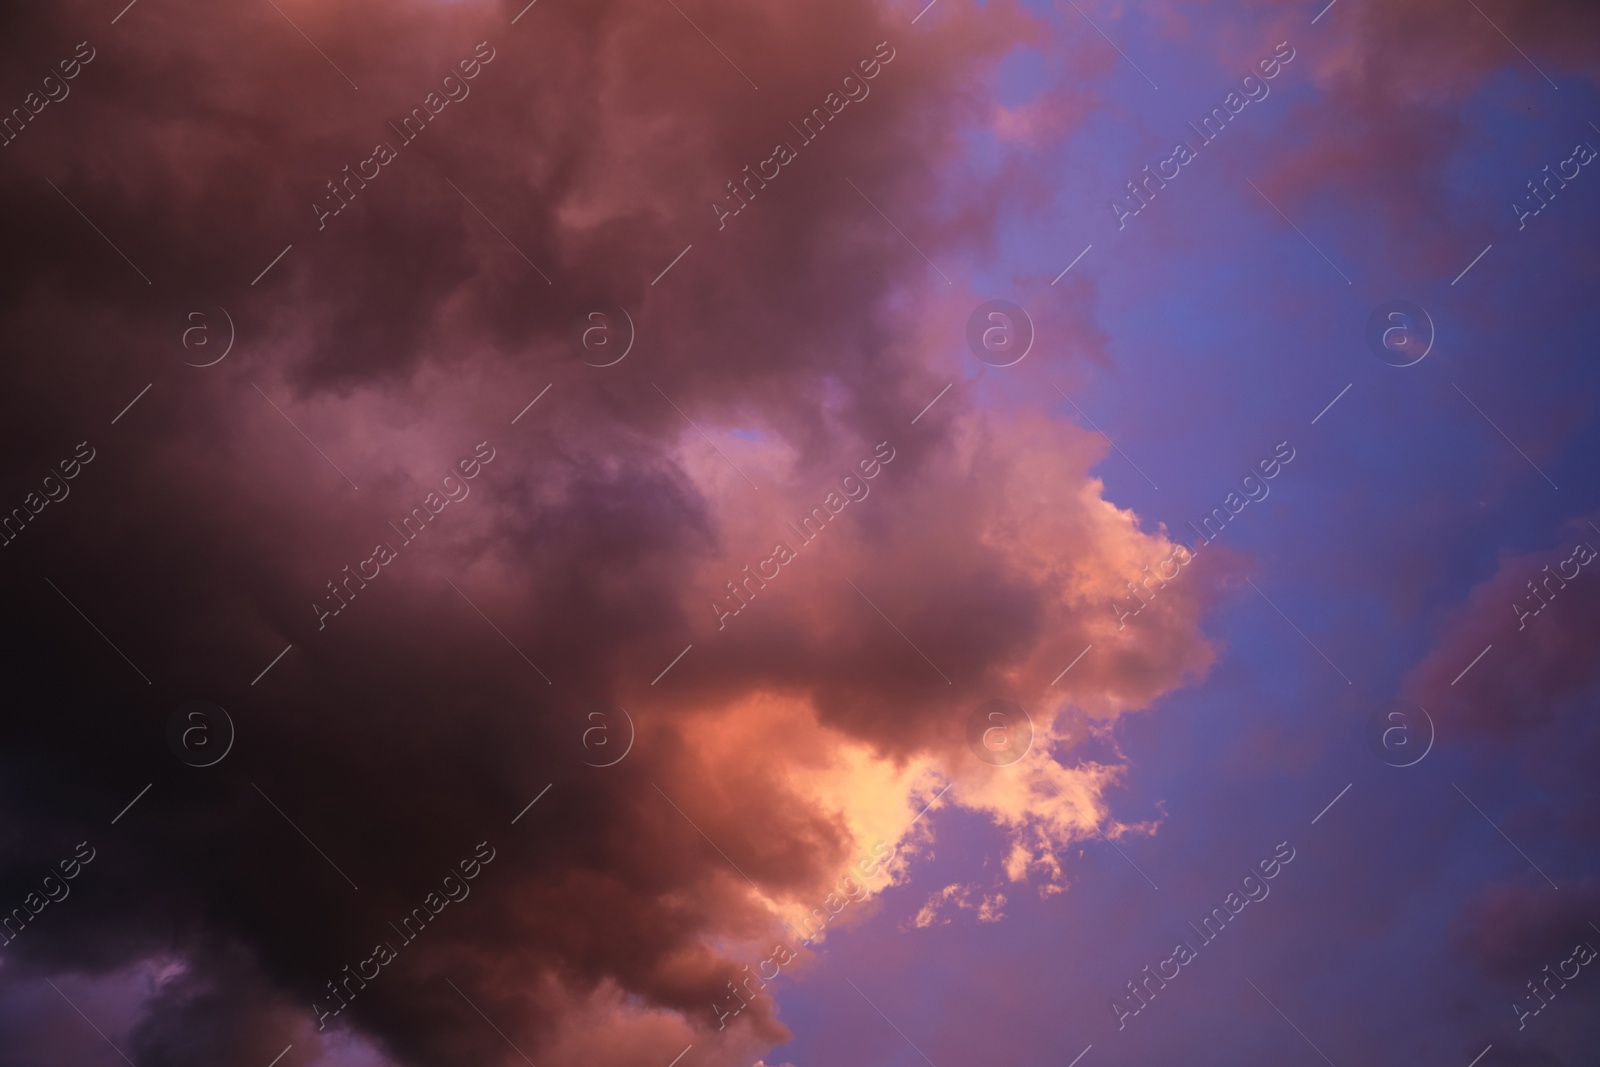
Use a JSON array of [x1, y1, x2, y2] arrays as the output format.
[[0, 0, 1212, 1064]]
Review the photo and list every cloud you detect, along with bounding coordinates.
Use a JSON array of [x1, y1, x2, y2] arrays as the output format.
[[1450, 877, 1600, 982], [1404, 516, 1600, 737], [908, 883, 1006, 928], [1221, 0, 1600, 283], [0, 0, 1224, 1064]]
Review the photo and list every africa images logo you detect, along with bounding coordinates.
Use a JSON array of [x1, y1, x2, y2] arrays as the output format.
[[1111, 40, 1296, 229], [712, 41, 897, 230]]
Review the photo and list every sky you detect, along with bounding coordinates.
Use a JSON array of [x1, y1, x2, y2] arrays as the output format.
[[0, 0, 1598, 1065]]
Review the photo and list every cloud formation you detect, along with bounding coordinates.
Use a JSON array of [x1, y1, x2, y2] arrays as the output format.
[[0, 0, 1226, 1065]]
